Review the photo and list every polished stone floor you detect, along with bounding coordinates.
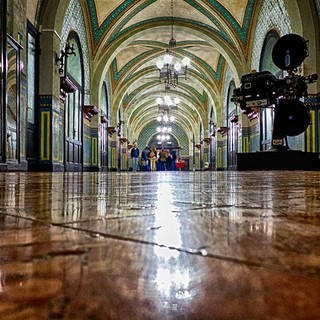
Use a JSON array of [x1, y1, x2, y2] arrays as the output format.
[[0, 171, 320, 319]]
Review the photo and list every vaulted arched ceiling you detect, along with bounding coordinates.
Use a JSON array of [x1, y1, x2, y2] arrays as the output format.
[[81, 0, 261, 141]]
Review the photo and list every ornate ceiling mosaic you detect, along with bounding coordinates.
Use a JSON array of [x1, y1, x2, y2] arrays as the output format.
[[80, 0, 260, 138]]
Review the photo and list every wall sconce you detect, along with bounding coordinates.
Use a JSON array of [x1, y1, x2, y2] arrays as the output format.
[[217, 126, 229, 136], [120, 138, 127, 145], [107, 127, 117, 137], [83, 105, 99, 121], [55, 42, 76, 75], [247, 111, 259, 121], [230, 114, 239, 123], [101, 114, 108, 124]]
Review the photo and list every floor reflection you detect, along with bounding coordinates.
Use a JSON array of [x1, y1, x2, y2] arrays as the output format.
[[0, 171, 320, 318], [152, 179, 193, 303], [153, 182, 181, 247]]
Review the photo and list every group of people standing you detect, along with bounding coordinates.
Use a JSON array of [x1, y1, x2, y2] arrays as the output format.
[[130, 143, 177, 172]]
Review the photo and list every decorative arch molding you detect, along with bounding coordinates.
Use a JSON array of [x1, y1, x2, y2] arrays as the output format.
[[137, 122, 190, 156], [104, 74, 111, 118], [92, 23, 245, 106], [39, 0, 70, 30], [109, 60, 222, 131], [221, 64, 236, 126], [85, 0, 257, 56], [131, 108, 196, 140], [125, 89, 204, 124], [108, 73, 212, 131], [148, 134, 180, 150], [34, 0, 46, 27]]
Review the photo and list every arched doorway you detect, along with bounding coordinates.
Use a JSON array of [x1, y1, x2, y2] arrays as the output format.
[[209, 107, 216, 170], [227, 81, 237, 169], [100, 81, 109, 171], [64, 32, 84, 171], [149, 133, 181, 170], [6, 35, 23, 170], [148, 132, 179, 151], [26, 21, 39, 170]]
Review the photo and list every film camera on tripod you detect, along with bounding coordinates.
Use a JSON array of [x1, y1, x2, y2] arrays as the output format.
[[231, 33, 318, 150]]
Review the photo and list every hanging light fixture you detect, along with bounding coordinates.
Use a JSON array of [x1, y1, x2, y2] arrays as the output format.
[[156, 0, 190, 88], [156, 126, 172, 133], [157, 112, 175, 123], [156, 95, 179, 111], [156, 99, 177, 122], [157, 134, 171, 141], [156, 87, 179, 122]]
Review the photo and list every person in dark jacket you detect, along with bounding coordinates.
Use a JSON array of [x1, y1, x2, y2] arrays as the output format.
[[171, 150, 177, 170], [130, 143, 140, 172], [165, 150, 172, 171], [158, 149, 166, 171], [141, 146, 150, 171]]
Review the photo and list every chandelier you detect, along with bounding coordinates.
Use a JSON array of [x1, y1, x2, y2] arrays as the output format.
[[156, 0, 190, 88], [156, 126, 172, 133], [156, 92, 179, 122], [156, 126, 172, 143], [156, 95, 179, 110], [157, 112, 175, 122], [157, 134, 171, 142]]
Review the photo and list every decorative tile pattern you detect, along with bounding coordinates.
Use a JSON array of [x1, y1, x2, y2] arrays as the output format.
[[61, 0, 91, 105], [305, 94, 320, 108], [251, 0, 291, 71], [222, 65, 235, 126]]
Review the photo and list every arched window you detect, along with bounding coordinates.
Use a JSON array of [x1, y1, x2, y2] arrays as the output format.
[[227, 81, 237, 169], [259, 31, 281, 151]]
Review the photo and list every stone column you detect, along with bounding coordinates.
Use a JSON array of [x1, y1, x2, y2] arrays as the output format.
[[38, 27, 64, 171]]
